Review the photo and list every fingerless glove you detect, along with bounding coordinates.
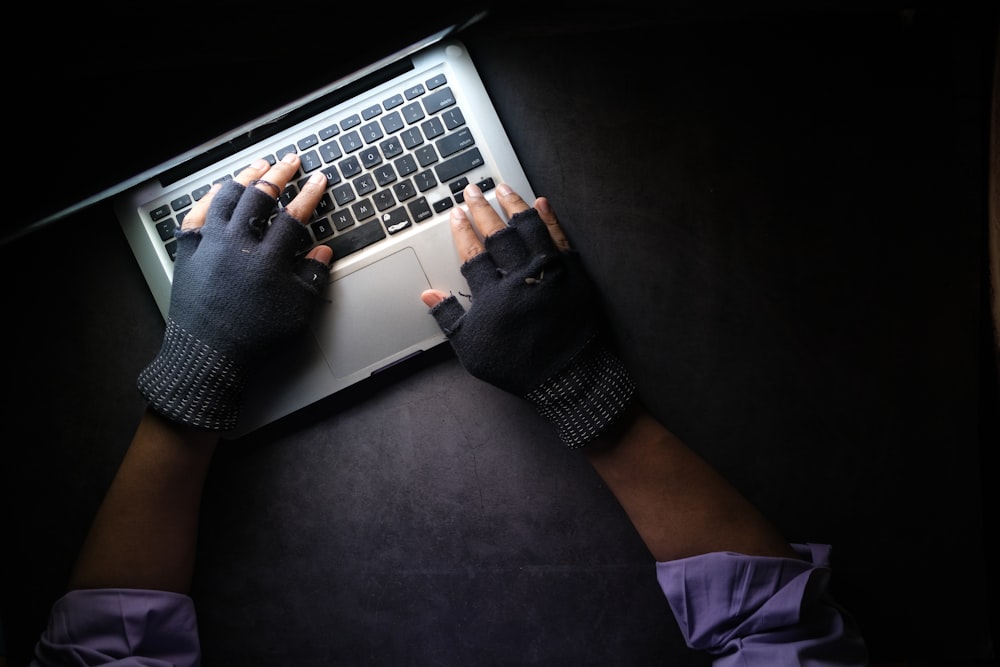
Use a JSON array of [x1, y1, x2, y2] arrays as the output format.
[[429, 208, 635, 447], [138, 181, 330, 430]]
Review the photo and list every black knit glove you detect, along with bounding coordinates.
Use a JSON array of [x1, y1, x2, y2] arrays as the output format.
[[429, 208, 636, 448], [138, 181, 330, 431]]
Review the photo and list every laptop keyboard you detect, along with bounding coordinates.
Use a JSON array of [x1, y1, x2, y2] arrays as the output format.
[[146, 71, 495, 264]]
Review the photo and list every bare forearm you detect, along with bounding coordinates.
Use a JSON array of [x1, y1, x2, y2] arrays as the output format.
[[68, 408, 218, 593], [585, 405, 796, 562]]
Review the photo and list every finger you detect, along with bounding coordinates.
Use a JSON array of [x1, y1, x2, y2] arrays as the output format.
[[463, 183, 507, 238], [284, 171, 328, 223], [306, 243, 333, 265], [420, 288, 449, 308], [450, 206, 487, 263], [180, 182, 223, 231], [493, 182, 533, 219], [534, 196, 571, 251], [235, 153, 300, 198]]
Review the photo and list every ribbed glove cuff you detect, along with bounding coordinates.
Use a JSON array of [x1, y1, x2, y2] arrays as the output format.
[[137, 318, 247, 431], [524, 337, 637, 448]]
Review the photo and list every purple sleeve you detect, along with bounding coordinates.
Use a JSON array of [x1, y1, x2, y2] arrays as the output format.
[[31, 588, 200, 667], [656, 543, 868, 666]]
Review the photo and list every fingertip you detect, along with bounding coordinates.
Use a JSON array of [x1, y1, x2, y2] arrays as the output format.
[[307, 244, 333, 266], [535, 196, 552, 217], [421, 289, 449, 308]]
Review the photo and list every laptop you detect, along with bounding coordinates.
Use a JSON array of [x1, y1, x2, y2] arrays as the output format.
[[30, 10, 535, 437]]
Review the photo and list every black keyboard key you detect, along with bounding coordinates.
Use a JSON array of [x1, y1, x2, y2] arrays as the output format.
[[351, 198, 376, 220], [394, 154, 418, 177], [382, 207, 412, 234], [374, 165, 397, 186], [380, 136, 403, 158], [155, 218, 176, 241], [441, 107, 465, 130], [320, 142, 342, 162], [401, 102, 424, 124], [421, 117, 445, 140], [338, 156, 361, 178], [415, 145, 438, 167], [325, 220, 386, 260], [434, 147, 484, 182], [332, 183, 355, 206], [432, 198, 454, 213], [150, 204, 171, 221], [310, 218, 333, 240], [408, 197, 433, 223], [414, 170, 437, 192], [436, 128, 474, 158], [318, 123, 340, 140], [426, 74, 447, 90], [340, 130, 363, 153], [331, 209, 355, 231], [170, 194, 192, 211], [401, 128, 423, 149], [373, 190, 395, 211], [300, 149, 322, 172], [422, 87, 456, 113], [381, 111, 404, 134], [392, 179, 416, 201], [353, 174, 376, 196], [360, 147, 382, 169], [297, 134, 319, 150], [360, 121, 383, 143]]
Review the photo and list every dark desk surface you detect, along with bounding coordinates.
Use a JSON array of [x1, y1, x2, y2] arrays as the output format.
[[2, 5, 997, 665]]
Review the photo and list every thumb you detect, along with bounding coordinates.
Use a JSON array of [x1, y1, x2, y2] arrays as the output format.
[[420, 289, 450, 308], [421, 290, 467, 336]]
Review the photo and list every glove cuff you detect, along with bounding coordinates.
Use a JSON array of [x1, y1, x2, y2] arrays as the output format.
[[524, 337, 637, 448], [137, 319, 246, 431]]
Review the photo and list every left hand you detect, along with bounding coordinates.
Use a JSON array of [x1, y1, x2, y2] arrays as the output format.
[[137, 154, 333, 431]]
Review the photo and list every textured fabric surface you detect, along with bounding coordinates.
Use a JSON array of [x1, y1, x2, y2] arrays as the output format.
[[429, 207, 635, 446], [30, 588, 200, 667], [137, 181, 329, 430], [524, 336, 636, 447], [656, 544, 868, 666]]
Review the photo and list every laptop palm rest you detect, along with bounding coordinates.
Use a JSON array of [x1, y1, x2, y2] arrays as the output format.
[[316, 247, 443, 379]]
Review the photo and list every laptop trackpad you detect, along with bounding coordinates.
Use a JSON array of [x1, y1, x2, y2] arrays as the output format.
[[316, 248, 443, 379]]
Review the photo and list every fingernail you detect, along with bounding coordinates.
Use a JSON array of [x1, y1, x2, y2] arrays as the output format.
[[496, 183, 512, 196], [251, 158, 269, 170], [282, 152, 298, 163], [536, 197, 551, 215], [464, 183, 483, 199], [450, 207, 466, 221], [308, 171, 326, 185]]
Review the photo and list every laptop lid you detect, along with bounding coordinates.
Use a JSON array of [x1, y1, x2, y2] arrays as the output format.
[[5, 6, 487, 247]]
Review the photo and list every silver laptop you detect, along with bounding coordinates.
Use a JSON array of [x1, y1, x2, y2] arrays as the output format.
[[113, 21, 534, 437]]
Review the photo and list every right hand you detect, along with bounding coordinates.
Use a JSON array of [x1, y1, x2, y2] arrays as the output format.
[[420, 182, 600, 396]]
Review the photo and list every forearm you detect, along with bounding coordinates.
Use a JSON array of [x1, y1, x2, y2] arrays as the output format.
[[68, 408, 218, 593], [585, 405, 796, 562]]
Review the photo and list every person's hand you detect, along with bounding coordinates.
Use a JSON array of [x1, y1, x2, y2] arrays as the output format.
[[137, 154, 333, 431], [421, 183, 636, 448]]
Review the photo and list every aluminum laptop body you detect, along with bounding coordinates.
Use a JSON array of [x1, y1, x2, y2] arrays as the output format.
[[114, 32, 533, 437]]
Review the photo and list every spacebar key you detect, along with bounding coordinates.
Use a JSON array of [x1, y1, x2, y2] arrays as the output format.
[[324, 221, 386, 260], [434, 147, 484, 183]]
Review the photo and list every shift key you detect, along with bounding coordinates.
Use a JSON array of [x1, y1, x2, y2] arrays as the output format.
[[324, 220, 386, 260], [434, 147, 484, 183]]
